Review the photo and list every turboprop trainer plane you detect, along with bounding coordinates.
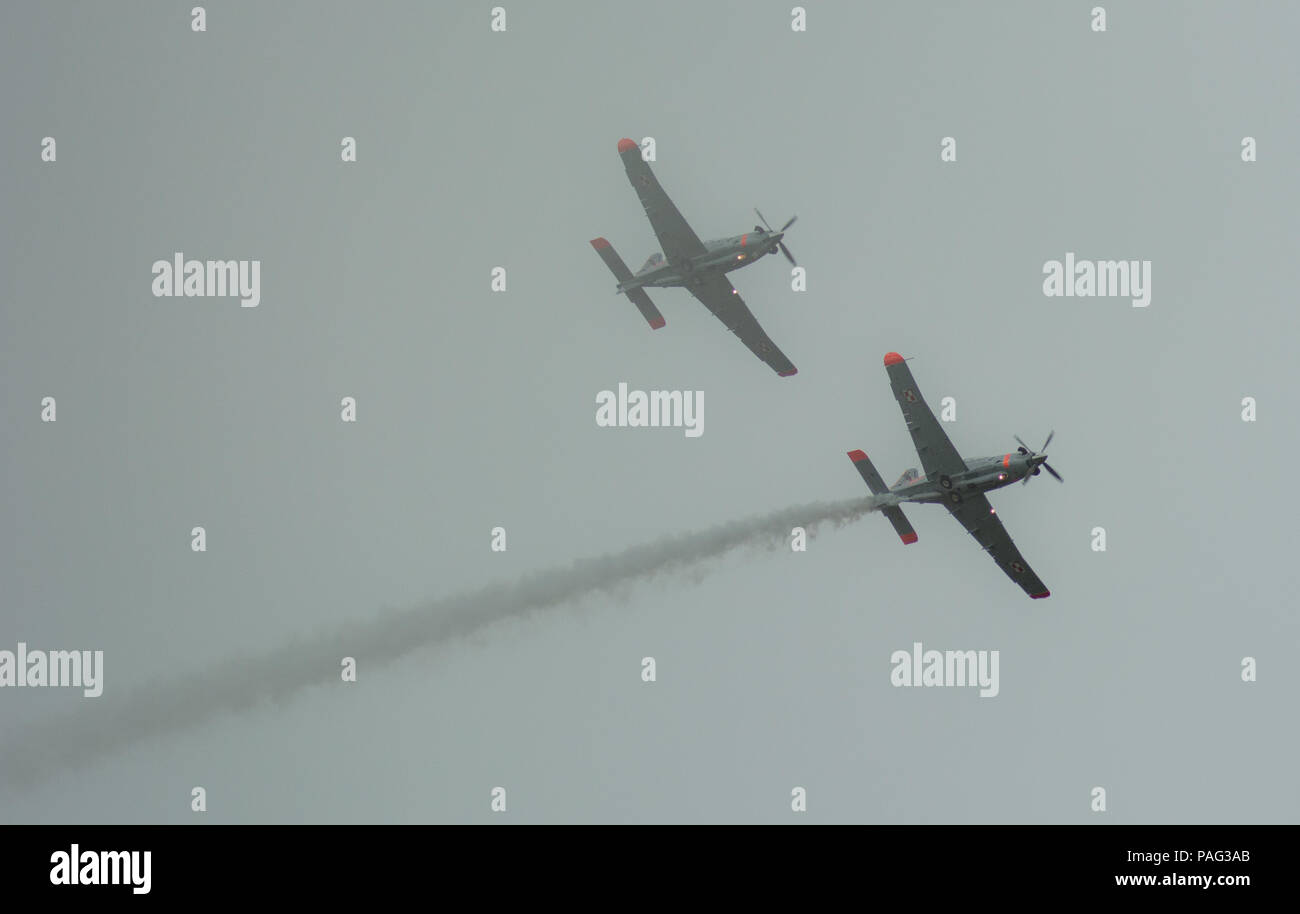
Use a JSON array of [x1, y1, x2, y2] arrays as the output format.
[[590, 138, 798, 377], [846, 352, 1062, 599]]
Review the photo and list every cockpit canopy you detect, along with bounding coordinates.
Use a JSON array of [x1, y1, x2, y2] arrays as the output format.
[[893, 467, 922, 488], [639, 252, 666, 272]]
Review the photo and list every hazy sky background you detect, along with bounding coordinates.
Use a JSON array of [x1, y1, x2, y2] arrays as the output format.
[[2, 1, 1297, 823]]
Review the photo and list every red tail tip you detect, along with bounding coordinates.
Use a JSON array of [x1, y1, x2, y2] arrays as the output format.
[[617, 138, 638, 153], [883, 351, 905, 366], [1031, 590, 1051, 599], [778, 368, 798, 377], [847, 449, 868, 463], [590, 237, 610, 249], [648, 317, 665, 329], [900, 532, 918, 545]]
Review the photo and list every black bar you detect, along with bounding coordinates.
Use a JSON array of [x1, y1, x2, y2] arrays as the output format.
[[2, 825, 1280, 899]]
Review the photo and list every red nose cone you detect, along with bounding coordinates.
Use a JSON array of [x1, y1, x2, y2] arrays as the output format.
[[883, 351, 905, 366], [617, 138, 638, 153]]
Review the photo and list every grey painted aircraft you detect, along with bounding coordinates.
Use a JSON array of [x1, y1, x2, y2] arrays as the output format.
[[846, 352, 1062, 599], [590, 138, 799, 377]]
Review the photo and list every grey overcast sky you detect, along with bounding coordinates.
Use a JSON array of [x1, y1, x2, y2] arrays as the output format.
[[1, 1, 1297, 823]]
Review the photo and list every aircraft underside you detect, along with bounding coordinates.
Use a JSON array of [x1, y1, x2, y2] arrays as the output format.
[[846, 353, 1058, 600], [636, 256, 751, 286], [591, 138, 800, 377]]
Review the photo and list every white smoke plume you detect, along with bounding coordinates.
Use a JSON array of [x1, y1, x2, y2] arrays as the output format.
[[0, 497, 874, 788]]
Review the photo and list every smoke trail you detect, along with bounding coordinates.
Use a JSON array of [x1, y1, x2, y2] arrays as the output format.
[[0, 497, 874, 788]]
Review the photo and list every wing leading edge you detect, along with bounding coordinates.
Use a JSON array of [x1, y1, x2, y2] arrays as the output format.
[[944, 493, 1050, 599], [689, 273, 797, 377], [884, 352, 966, 479], [617, 138, 707, 266]]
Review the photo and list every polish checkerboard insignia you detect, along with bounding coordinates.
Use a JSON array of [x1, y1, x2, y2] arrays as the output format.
[[1010, 561, 1026, 574], [903, 388, 918, 403]]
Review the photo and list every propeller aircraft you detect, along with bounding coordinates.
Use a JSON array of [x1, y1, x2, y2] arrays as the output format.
[[590, 138, 799, 377], [846, 352, 1062, 599]]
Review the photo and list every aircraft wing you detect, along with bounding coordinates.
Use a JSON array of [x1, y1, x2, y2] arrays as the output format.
[[618, 139, 708, 266], [884, 353, 967, 478], [945, 493, 1050, 599], [688, 273, 797, 376]]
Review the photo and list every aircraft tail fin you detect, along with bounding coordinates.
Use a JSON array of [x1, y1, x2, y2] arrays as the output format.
[[590, 237, 666, 330], [847, 450, 918, 544]]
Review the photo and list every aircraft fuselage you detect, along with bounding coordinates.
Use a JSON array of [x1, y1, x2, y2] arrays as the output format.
[[881, 452, 1049, 506], [618, 230, 787, 291]]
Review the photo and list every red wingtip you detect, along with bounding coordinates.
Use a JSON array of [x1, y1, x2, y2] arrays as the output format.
[[617, 138, 638, 153], [883, 351, 905, 366], [778, 368, 798, 377], [590, 237, 610, 249], [847, 449, 868, 463], [648, 317, 665, 330], [900, 532, 919, 545], [1031, 590, 1051, 599]]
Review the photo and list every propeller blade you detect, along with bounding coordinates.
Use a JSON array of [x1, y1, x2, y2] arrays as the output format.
[[779, 242, 797, 267], [780, 214, 798, 232], [1022, 473, 1032, 485], [1043, 463, 1063, 483], [1041, 430, 1054, 452], [754, 208, 774, 232], [1014, 434, 1032, 454]]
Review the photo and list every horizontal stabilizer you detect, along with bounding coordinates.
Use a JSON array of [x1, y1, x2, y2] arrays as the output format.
[[625, 287, 666, 329], [591, 237, 666, 330], [847, 449, 889, 495], [881, 506, 918, 545], [590, 237, 632, 282], [847, 450, 917, 544]]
